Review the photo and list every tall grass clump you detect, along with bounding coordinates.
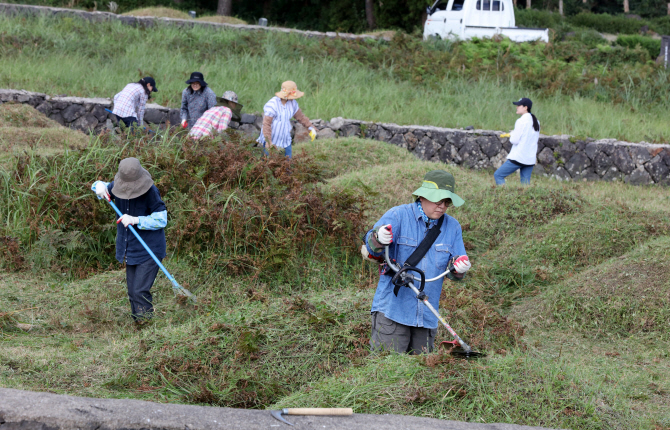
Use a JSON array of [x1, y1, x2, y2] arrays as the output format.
[[0, 129, 367, 279]]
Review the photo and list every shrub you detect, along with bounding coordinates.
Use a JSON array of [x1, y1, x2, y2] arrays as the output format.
[[569, 12, 646, 34], [616, 34, 662, 59]]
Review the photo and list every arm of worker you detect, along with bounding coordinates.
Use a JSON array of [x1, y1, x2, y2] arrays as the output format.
[[262, 115, 274, 146], [364, 209, 401, 258], [509, 115, 530, 146], [446, 226, 469, 281], [180, 89, 189, 124], [91, 181, 111, 200], [137, 210, 167, 230], [137, 91, 148, 126], [294, 108, 317, 140]]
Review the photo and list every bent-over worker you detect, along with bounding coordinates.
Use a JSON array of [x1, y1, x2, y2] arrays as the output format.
[[112, 77, 157, 128], [91, 158, 167, 323], [494, 97, 540, 185], [256, 80, 317, 158], [361, 170, 471, 354], [188, 91, 239, 140]]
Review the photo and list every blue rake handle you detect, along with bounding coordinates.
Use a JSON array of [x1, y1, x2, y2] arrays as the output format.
[[105, 198, 196, 302]]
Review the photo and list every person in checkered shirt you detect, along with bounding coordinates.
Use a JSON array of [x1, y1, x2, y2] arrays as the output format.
[[112, 77, 157, 128], [189, 91, 239, 140]]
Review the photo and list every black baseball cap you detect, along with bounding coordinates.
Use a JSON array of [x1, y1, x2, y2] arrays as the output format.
[[141, 77, 158, 92], [513, 97, 532, 110]]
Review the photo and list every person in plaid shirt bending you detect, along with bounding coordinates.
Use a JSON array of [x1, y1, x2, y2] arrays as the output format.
[[189, 91, 239, 140], [112, 77, 158, 128]]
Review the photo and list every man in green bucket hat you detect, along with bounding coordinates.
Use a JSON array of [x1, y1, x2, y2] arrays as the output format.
[[361, 170, 471, 354]]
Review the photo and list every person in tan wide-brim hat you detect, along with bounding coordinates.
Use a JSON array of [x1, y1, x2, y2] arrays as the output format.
[[257, 80, 317, 159], [91, 157, 168, 324]]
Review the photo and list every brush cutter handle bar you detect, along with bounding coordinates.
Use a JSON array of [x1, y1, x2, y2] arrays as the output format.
[[105, 199, 195, 301], [384, 247, 449, 283], [391, 266, 425, 292]]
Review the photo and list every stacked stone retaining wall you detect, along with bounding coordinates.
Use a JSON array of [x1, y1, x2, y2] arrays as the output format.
[[2, 88, 670, 186]]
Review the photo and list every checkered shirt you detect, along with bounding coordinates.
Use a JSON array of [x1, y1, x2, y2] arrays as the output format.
[[112, 83, 148, 125], [189, 106, 232, 139]]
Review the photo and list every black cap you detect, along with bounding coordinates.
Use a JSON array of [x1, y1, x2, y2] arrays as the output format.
[[185, 72, 208, 87], [513, 97, 532, 110], [142, 77, 158, 92]]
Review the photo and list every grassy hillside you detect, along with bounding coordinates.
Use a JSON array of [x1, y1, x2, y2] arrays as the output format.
[[0, 108, 669, 429], [2, 14, 670, 142]]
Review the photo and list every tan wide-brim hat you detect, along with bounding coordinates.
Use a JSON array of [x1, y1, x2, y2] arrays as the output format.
[[275, 80, 304, 100], [111, 157, 154, 200]]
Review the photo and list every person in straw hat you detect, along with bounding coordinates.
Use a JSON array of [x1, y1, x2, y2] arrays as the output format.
[[361, 170, 471, 354], [91, 158, 167, 323], [189, 90, 240, 140], [257, 80, 317, 158]]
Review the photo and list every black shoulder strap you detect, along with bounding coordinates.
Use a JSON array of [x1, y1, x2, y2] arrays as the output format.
[[405, 215, 444, 268]]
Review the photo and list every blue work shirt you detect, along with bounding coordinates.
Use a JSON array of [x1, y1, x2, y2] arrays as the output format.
[[107, 182, 167, 265], [364, 203, 467, 329]]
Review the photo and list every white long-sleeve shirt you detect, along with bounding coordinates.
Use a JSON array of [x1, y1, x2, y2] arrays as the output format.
[[507, 112, 540, 166]]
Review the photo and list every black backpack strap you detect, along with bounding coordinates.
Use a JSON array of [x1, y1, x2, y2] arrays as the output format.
[[392, 215, 444, 296]]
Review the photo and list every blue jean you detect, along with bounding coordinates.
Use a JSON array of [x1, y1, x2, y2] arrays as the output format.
[[494, 160, 534, 185], [263, 143, 292, 159], [115, 114, 138, 128]]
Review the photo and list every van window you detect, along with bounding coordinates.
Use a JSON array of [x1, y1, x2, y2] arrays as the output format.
[[476, 0, 480, 9], [435, 1, 449, 10], [451, 0, 465, 10], [492, 0, 501, 10], [483, 0, 491, 9]]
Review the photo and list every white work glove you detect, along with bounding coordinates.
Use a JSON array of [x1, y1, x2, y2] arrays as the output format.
[[360, 244, 381, 262], [452, 256, 471, 274], [94, 182, 110, 201], [117, 214, 139, 228], [308, 127, 317, 141], [375, 225, 393, 245]]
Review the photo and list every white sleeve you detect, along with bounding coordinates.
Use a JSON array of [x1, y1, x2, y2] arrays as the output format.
[[509, 115, 529, 145]]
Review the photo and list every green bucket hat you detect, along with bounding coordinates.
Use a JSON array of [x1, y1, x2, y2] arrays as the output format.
[[412, 170, 465, 207]]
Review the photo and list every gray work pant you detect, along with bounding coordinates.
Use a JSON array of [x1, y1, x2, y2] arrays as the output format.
[[126, 258, 160, 321], [370, 311, 436, 355]]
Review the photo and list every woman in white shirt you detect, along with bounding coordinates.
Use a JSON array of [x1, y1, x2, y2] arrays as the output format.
[[494, 97, 540, 185]]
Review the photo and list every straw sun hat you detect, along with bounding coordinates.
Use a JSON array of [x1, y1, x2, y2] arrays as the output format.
[[275, 81, 304, 100]]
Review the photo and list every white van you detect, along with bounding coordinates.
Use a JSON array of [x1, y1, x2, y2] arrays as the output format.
[[424, 0, 549, 43]]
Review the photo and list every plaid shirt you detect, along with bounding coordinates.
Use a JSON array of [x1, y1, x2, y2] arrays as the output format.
[[112, 83, 148, 125], [189, 106, 232, 139]]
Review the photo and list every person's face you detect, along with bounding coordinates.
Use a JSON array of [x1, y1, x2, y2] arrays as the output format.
[[227, 100, 238, 110], [191, 82, 202, 91], [420, 197, 451, 219], [516, 104, 528, 115], [147, 83, 154, 92]]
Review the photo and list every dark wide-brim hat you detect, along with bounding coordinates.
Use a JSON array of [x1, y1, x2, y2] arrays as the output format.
[[111, 157, 154, 200], [412, 170, 465, 207], [186, 72, 207, 86]]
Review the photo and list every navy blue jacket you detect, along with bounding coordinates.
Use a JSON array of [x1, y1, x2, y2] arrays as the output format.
[[108, 182, 167, 265]]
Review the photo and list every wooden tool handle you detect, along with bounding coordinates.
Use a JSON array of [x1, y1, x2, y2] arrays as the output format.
[[287, 408, 353, 416]]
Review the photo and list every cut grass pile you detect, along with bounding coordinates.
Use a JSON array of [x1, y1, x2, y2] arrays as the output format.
[[121, 7, 189, 19], [0, 103, 88, 166], [1, 133, 669, 429], [2, 14, 670, 142]]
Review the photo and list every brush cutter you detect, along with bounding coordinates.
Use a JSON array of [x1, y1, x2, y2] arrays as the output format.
[[103, 197, 196, 303], [383, 246, 485, 359]]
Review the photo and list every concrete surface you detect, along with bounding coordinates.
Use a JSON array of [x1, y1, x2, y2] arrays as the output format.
[[0, 388, 562, 430]]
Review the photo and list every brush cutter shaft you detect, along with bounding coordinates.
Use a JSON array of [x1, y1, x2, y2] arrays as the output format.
[[384, 247, 448, 282], [106, 199, 195, 301]]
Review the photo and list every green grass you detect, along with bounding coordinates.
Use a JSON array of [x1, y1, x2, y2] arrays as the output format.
[[2, 129, 670, 429], [2, 14, 670, 142]]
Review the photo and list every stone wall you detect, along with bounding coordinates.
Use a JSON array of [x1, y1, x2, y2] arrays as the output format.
[[3, 88, 670, 186], [0, 2, 390, 42]]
